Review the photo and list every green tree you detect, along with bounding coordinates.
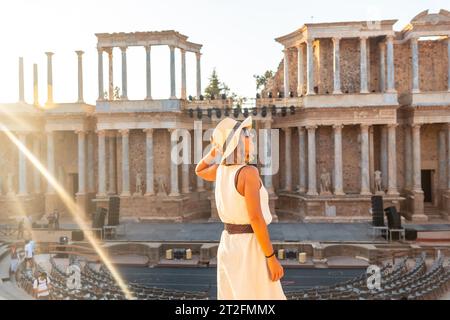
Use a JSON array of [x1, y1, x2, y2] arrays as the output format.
[[204, 69, 229, 99], [253, 70, 274, 92]]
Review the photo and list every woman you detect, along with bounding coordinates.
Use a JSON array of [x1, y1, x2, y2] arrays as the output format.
[[9, 245, 20, 278], [195, 116, 286, 300]]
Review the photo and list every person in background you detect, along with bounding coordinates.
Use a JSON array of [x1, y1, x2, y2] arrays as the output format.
[[24, 240, 34, 270], [9, 245, 20, 279], [17, 218, 24, 239], [33, 271, 52, 300], [54, 209, 60, 230]]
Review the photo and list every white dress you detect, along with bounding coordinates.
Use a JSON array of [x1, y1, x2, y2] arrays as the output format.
[[215, 164, 287, 300]]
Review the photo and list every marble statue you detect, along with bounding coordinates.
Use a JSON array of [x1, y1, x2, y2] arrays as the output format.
[[374, 170, 384, 194], [135, 172, 143, 196], [156, 175, 168, 196], [319, 168, 331, 195]]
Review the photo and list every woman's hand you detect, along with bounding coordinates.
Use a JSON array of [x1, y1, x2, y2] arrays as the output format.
[[266, 255, 284, 282]]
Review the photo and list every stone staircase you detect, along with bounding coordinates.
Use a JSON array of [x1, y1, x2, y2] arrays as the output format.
[[423, 204, 445, 221]]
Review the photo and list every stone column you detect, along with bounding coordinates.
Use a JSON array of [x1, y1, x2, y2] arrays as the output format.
[[144, 129, 154, 195], [360, 37, 369, 93], [379, 42, 386, 92], [448, 38, 450, 92], [283, 127, 292, 191], [120, 47, 128, 99], [76, 51, 84, 103], [196, 52, 202, 99], [405, 125, 412, 190], [108, 133, 116, 194], [119, 129, 130, 196], [46, 131, 55, 194], [33, 135, 41, 194], [297, 44, 304, 96], [386, 36, 396, 93], [333, 125, 344, 195], [298, 127, 306, 193], [18, 133, 27, 196], [439, 130, 447, 190], [306, 39, 315, 95], [97, 130, 107, 197], [18, 57, 25, 103], [33, 64, 39, 105], [380, 126, 388, 190], [387, 124, 399, 195], [447, 124, 450, 191], [360, 124, 371, 195], [181, 49, 187, 100], [76, 130, 86, 194], [411, 37, 420, 93], [168, 129, 180, 196], [263, 121, 274, 194], [169, 45, 176, 99], [45, 52, 54, 105], [283, 48, 290, 98], [332, 37, 342, 94], [107, 48, 114, 100], [412, 124, 422, 192], [87, 132, 95, 193], [145, 46, 152, 100], [306, 126, 318, 196], [181, 130, 191, 194], [97, 48, 104, 100]]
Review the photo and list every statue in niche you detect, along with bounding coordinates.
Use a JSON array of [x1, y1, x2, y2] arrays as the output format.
[[374, 170, 384, 194], [134, 172, 143, 196], [319, 168, 331, 195], [7, 173, 15, 196], [156, 175, 168, 197]]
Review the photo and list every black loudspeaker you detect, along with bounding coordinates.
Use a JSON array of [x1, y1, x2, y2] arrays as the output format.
[[92, 207, 107, 229], [56, 236, 69, 258], [285, 250, 298, 260], [173, 248, 186, 260], [371, 196, 385, 227], [405, 229, 418, 241], [384, 206, 402, 229], [108, 196, 120, 226], [72, 230, 84, 241]]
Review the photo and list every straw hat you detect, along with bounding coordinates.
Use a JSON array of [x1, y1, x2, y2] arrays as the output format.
[[211, 116, 253, 164]]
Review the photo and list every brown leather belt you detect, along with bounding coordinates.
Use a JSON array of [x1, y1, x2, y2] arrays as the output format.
[[224, 223, 254, 234]]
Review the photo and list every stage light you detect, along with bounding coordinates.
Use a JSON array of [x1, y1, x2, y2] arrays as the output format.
[[277, 91, 283, 98], [252, 108, 258, 116], [289, 91, 294, 98], [188, 95, 193, 101], [200, 95, 204, 101], [233, 108, 240, 118], [271, 105, 277, 116], [216, 108, 222, 118], [281, 107, 287, 117], [196, 107, 202, 119], [221, 93, 227, 100], [188, 108, 194, 118], [207, 109, 212, 118], [268, 92, 273, 99], [256, 93, 261, 99], [261, 106, 267, 118], [224, 107, 230, 117], [243, 108, 249, 117], [290, 105, 296, 115]]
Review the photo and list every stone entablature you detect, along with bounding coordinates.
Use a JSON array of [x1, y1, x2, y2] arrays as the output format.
[[400, 9, 450, 41]]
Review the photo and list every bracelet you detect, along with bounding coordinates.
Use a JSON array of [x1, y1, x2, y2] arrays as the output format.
[[265, 251, 276, 259]]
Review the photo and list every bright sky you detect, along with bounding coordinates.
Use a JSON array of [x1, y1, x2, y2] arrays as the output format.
[[0, 0, 446, 105]]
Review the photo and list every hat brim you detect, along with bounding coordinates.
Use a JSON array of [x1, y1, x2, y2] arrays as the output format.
[[220, 116, 253, 164]]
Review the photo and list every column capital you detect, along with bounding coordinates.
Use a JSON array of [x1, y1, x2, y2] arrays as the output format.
[[332, 37, 341, 44], [169, 45, 176, 51], [411, 123, 422, 130], [74, 129, 86, 135], [145, 45, 151, 52], [306, 125, 318, 131], [120, 46, 127, 52], [333, 124, 344, 131], [297, 126, 306, 134], [119, 129, 130, 136], [360, 36, 369, 41], [45, 52, 54, 57], [97, 47, 104, 53], [283, 47, 291, 54], [378, 42, 386, 49], [75, 50, 84, 57], [96, 129, 107, 136], [386, 35, 395, 42], [282, 127, 292, 133], [104, 47, 113, 56], [180, 48, 186, 54], [387, 123, 398, 129], [306, 38, 315, 45], [195, 52, 202, 59], [360, 123, 370, 130], [296, 43, 303, 50], [143, 128, 154, 135], [410, 37, 419, 44]]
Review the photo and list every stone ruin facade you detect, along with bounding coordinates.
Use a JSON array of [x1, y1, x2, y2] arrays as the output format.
[[0, 10, 449, 224]]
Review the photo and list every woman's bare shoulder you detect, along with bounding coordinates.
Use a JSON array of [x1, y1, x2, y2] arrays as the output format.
[[239, 165, 260, 183]]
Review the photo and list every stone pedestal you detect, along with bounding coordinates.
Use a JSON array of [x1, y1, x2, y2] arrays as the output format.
[[411, 191, 428, 222]]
